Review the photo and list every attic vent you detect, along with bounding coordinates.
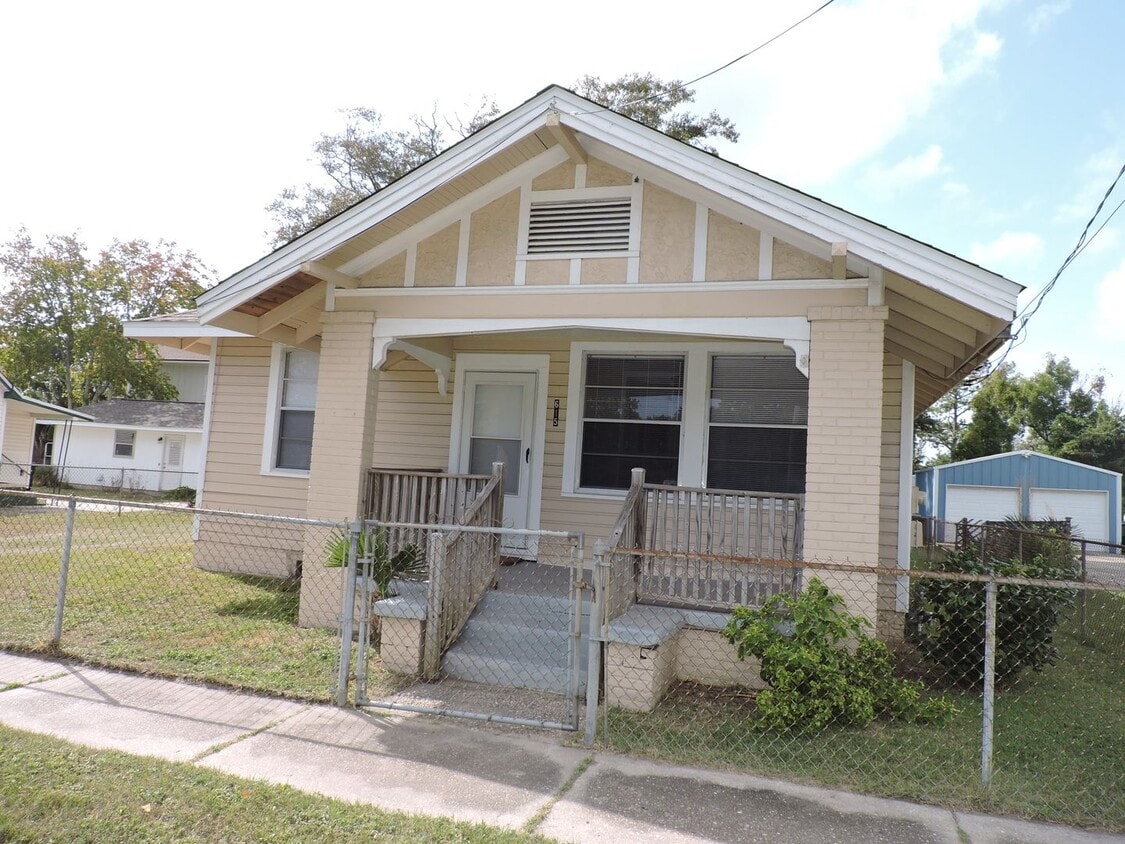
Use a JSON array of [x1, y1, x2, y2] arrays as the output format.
[[527, 198, 632, 255]]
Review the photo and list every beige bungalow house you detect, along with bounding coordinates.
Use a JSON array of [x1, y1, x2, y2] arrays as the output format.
[[127, 85, 1021, 637]]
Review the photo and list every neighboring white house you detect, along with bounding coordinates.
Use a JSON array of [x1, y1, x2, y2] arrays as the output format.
[[42, 347, 210, 494], [1, 372, 91, 488], [47, 399, 204, 493]]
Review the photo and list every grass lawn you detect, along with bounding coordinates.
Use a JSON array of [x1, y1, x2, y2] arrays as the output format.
[[602, 590, 1124, 831], [0, 508, 402, 702], [0, 724, 550, 843]]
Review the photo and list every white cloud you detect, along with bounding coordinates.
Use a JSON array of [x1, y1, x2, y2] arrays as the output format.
[[941, 181, 972, 200], [1056, 143, 1125, 224], [1095, 257, 1125, 339], [969, 232, 1045, 268], [865, 145, 948, 197], [1028, 1, 1071, 34], [719, 0, 1004, 185]]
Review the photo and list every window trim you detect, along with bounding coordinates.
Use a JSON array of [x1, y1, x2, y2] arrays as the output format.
[[563, 341, 803, 498], [112, 429, 136, 459], [261, 344, 319, 478]]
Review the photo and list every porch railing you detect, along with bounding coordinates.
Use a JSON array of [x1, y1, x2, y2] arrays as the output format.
[[610, 469, 804, 611], [421, 463, 505, 678], [366, 468, 494, 561]]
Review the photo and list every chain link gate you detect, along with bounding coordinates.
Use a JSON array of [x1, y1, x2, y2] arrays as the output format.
[[340, 519, 588, 730]]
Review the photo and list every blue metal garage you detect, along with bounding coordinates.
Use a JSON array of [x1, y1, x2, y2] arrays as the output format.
[[915, 450, 1122, 546]]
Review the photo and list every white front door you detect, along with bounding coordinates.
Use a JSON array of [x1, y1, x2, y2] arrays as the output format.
[[459, 371, 537, 539], [161, 434, 186, 491]]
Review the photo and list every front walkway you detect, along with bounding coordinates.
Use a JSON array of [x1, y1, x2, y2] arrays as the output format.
[[0, 651, 1115, 843]]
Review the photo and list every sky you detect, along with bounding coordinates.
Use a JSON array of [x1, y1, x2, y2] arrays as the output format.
[[1, 0, 1121, 399]]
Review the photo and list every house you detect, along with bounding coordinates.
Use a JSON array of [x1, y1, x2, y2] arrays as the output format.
[[125, 85, 1022, 638], [40, 346, 208, 496], [916, 450, 1122, 546], [0, 373, 91, 488], [46, 399, 204, 494]]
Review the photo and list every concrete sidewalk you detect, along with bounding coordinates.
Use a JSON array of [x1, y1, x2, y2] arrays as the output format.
[[0, 652, 1118, 843]]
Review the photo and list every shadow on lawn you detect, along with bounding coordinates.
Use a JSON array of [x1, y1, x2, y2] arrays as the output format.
[[214, 575, 300, 624]]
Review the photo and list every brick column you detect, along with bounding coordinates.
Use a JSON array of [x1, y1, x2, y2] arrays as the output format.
[[299, 310, 381, 628], [803, 306, 888, 623]]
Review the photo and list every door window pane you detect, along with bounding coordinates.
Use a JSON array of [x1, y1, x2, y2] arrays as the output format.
[[469, 437, 520, 495], [472, 384, 524, 438]]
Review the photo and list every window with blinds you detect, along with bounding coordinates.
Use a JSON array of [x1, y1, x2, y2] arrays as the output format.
[[706, 355, 808, 494], [579, 355, 684, 489], [276, 348, 319, 471], [527, 197, 632, 255]]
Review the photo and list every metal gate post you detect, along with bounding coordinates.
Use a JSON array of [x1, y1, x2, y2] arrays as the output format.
[[422, 531, 445, 680], [584, 539, 609, 747], [335, 521, 362, 707], [354, 537, 374, 703], [981, 574, 998, 786], [51, 496, 78, 646], [566, 532, 586, 730]]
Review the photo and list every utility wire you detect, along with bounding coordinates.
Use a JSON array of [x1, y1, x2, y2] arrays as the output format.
[[571, 0, 838, 116], [985, 161, 1125, 375]]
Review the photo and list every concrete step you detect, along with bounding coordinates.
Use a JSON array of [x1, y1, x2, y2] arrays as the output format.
[[452, 621, 588, 669], [441, 650, 587, 695]]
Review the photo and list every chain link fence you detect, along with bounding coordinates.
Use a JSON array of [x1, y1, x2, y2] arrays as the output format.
[[12, 463, 201, 502], [3, 488, 1121, 830], [0, 489, 346, 702], [582, 520, 1123, 832]]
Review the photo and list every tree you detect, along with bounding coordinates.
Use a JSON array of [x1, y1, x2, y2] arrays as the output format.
[[922, 355, 1125, 479], [0, 230, 209, 409], [916, 363, 991, 462], [574, 72, 739, 151], [266, 74, 739, 246]]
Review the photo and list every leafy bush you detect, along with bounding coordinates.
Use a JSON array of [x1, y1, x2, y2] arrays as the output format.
[[163, 485, 197, 503], [724, 578, 955, 733], [908, 537, 1077, 685]]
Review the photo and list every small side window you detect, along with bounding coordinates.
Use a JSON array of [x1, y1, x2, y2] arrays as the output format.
[[113, 430, 135, 458]]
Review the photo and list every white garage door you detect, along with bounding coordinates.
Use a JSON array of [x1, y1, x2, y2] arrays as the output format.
[[945, 485, 1021, 528], [1030, 488, 1109, 544]]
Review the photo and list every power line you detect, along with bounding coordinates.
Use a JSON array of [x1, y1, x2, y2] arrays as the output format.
[[571, 0, 838, 117], [986, 161, 1125, 376]]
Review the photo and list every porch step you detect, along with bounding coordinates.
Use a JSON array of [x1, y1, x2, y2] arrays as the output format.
[[441, 577, 590, 695]]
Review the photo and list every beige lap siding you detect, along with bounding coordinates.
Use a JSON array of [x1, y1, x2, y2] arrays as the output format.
[[193, 338, 309, 578], [878, 355, 907, 639], [1, 405, 34, 465], [802, 306, 889, 622]]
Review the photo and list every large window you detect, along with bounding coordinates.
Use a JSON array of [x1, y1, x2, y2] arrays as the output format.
[[707, 355, 808, 494], [275, 348, 318, 471], [568, 345, 808, 496], [579, 355, 684, 489]]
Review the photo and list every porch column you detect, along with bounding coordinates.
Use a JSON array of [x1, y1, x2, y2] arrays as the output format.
[[299, 310, 381, 628], [802, 305, 889, 624]]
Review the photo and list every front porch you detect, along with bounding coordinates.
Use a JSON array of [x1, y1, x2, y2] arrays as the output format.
[[360, 465, 805, 712]]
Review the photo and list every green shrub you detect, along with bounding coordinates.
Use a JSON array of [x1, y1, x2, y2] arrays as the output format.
[[724, 578, 955, 733], [163, 485, 197, 503], [325, 527, 425, 599], [908, 540, 1077, 685]]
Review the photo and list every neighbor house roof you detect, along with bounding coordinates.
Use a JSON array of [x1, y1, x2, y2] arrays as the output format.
[[1, 373, 93, 421], [195, 84, 1023, 325], [917, 450, 1123, 479], [66, 399, 204, 430]]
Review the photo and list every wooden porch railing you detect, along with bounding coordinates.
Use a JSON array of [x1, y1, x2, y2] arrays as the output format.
[[365, 468, 494, 561], [610, 469, 804, 611], [421, 462, 505, 678], [601, 467, 648, 622]]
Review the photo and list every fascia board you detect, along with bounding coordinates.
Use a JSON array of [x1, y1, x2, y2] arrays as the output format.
[[122, 320, 248, 339], [196, 91, 566, 322], [5, 392, 94, 421], [556, 99, 1021, 320]]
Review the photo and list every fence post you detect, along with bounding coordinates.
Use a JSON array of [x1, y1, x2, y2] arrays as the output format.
[[354, 537, 373, 703], [335, 520, 362, 707], [423, 531, 445, 680], [51, 496, 78, 647], [1079, 539, 1088, 638], [567, 532, 586, 730], [981, 573, 998, 787], [584, 539, 608, 748]]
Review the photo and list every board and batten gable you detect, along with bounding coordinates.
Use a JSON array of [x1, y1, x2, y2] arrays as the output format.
[[349, 156, 835, 290]]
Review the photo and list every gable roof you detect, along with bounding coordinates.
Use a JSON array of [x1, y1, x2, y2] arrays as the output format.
[[1, 373, 93, 421], [918, 449, 1123, 479], [196, 85, 1022, 325], [66, 399, 204, 430]]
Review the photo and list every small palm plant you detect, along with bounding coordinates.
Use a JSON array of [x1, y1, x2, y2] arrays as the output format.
[[326, 527, 426, 599]]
